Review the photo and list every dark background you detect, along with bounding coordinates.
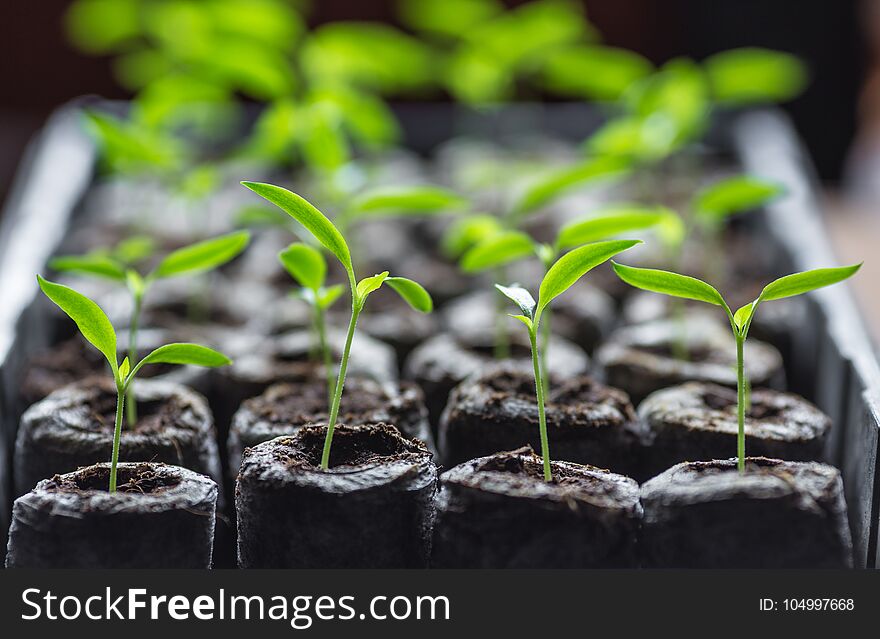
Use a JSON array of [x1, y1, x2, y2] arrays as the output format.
[[0, 0, 867, 207]]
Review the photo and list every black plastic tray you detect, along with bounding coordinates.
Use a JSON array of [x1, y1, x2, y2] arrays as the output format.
[[1, 101, 877, 567]]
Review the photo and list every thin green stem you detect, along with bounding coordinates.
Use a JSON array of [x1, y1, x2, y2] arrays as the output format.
[[539, 307, 552, 394], [316, 305, 335, 405], [529, 326, 552, 482], [735, 333, 746, 473], [320, 302, 361, 470], [125, 293, 143, 426], [109, 382, 126, 493]]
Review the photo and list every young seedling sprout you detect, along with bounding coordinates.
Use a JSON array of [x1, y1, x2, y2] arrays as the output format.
[[50, 231, 250, 424], [611, 260, 861, 472], [444, 154, 632, 357], [461, 203, 683, 376], [496, 239, 641, 481], [242, 181, 434, 469], [278, 243, 345, 400], [37, 277, 232, 493]]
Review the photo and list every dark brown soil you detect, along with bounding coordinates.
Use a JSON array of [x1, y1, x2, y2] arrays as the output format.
[[47, 462, 182, 495], [438, 363, 646, 476]]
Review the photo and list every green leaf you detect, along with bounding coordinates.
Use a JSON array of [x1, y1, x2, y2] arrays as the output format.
[[125, 269, 146, 299], [733, 301, 756, 332], [138, 343, 232, 369], [512, 156, 630, 216], [348, 185, 467, 219], [538, 240, 641, 314], [385, 277, 434, 313], [278, 243, 326, 291], [152, 231, 250, 279], [508, 314, 534, 331], [584, 115, 677, 162], [705, 47, 808, 105], [119, 356, 131, 380], [540, 45, 653, 101], [611, 262, 726, 308], [112, 236, 156, 265], [555, 205, 680, 250], [441, 214, 504, 258], [37, 276, 118, 374], [460, 231, 536, 273], [49, 254, 126, 281], [356, 271, 390, 302], [694, 176, 784, 221], [495, 283, 536, 319], [759, 264, 861, 302], [317, 284, 346, 310], [241, 182, 353, 276]]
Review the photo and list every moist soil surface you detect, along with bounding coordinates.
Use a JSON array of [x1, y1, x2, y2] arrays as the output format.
[[439, 363, 646, 476], [228, 379, 434, 473]]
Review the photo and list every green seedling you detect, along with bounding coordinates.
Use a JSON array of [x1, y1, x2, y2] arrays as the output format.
[[584, 49, 806, 198], [611, 261, 861, 472], [278, 243, 345, 400], [242, 181, 434, 469], [460, 203, 682, 374], [495, 239, 641, 481], [37, 276, 231, 493], [691, 175, 785, 283], [443, 155, 632, 358], [399, 0, 594, 105], [50, 231, 249, 424]]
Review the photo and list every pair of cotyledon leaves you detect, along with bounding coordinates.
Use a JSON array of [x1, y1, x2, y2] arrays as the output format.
[[50, 230, 252, 300], [611, 261, 861, 336], [460, 204, 681, 274], [37, 276, 231, 387], [458, 174, 783, 275], [242, 181, 433, 313]]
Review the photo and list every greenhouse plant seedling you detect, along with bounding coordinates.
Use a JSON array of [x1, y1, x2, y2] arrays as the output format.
[[37, 276, 232, 492], [278, 242, 345, 400], [242, 181, 434, 469], [495, 238, 641, 481], [612, 261, 861, 471], [460, 203, 682, 370], [50, 231, 249, 423]]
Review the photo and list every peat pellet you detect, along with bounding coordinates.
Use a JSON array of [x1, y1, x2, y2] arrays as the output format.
[[639, 458, 853, 568], [14, 377, 222, 497], [637, 382, 831, 479], [441, 287, 615, 354], [404, 330, 589, 429], [596, 315, 784, 404], [236, 424, 437, 568], [439, 362, 647, 476], [228, 378, 435, 475], [210, 328, 397, 436], [431, 448, 642, 568], [6, 462, 217, 568]]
